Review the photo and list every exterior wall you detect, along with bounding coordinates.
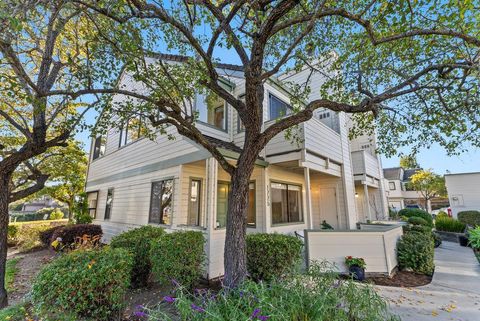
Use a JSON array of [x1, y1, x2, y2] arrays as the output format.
[[445, 173, 480, 217], [305, 226, 403, 275], [355, 185, 385, 221]]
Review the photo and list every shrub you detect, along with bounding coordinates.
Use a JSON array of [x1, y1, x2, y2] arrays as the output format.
[[73, 211, 93, 224], [436, 211, 448, 218], [51, 224, 102, 251], [402, 224, 431, 236], [32, 248, 133, 320], [468, 227, 480, 249], [110, 226, 165, 287], [435, 216, 466, 233], [148, 262, 398, 321], [246, 233, 303, 281], [39, 225, 66, 247], [458, 210, 480, 227], [408, 216, 429, 226], [7, 225, 18, 245], [150, 231, 205, 288], [397, 232, 434, 275], [398, 208, 433, 226], [49, 209, 64, 220]]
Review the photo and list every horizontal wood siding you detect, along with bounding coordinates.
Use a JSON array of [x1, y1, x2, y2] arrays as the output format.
[[351, 150, 380, 179], [303, 119, 343, 163]]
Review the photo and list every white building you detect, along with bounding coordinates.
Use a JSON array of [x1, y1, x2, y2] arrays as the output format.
[[445, 172, 480, 218], [85, 54, 390, 279]]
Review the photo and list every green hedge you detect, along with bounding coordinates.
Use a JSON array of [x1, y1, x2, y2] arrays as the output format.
[[408, 216, 429, 226], [246, 233, 303, 281], [398, 208, 433, 226], [458, 211, 480, 227], [435, 216, 466, 233], [150, 231, 205, 288], [397, 232, 434, 275], [110, 226, 165, 287], [32, 248, 133, 320]]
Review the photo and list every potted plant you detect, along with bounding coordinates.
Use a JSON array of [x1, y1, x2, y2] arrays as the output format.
[[345, 256, 366, 281]]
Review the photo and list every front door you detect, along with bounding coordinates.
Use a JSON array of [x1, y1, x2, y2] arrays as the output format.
[[319, 187, 339, 229]]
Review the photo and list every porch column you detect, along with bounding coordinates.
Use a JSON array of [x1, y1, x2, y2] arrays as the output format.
[[205, 157, 218, 230], [304, 167, 314, 229], [363, 183, 372, 221]]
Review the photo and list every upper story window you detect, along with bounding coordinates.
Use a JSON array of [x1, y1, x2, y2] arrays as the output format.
[[119, 116, 147, 147], [389, 182, 396, 190], [318, 111, 331, 119], [195, 93, 227, 131], [92, 136, 106, 160], [269, 93, 291, 120]]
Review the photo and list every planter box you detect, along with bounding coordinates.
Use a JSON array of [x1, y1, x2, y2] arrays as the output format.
[[435, 230, 464, 243]]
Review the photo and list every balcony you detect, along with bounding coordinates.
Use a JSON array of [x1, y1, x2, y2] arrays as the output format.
[[351, 150, 380, 179]]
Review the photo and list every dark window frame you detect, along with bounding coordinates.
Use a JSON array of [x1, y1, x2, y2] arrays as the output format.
[[194, 93, 229, 132], [148, 179, 174, 225], [270, 181, 304, 225], [269, 93, 292, 120], [92, 136, 106, 160], [119, 116, 146, 148], [389, 182, 396, 190], [104, 188, 114, 220], [87, 191, 99, 219], [187, 178, 202, 227]]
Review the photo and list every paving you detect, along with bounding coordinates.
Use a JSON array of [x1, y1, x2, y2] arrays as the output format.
[[376, 241, 480, 321]]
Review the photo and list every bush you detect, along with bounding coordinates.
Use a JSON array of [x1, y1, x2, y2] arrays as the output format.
[[408, 216, 429, 226], [32, 248, 133, 320], [7, 225, 18, 245], [436, 211, 448, 218], [51, 224, 102, 251], [150, 231, 204, 288], [398, 208, 433, 226], [49, 208, 64, 220], [397, 232, 434, 275], [39, 225, 66, 247], [147, 262, 398, 321], [468, 227, 480, 249], [110, 226, 165, 287], [435, 216, 466, 233], [458, 210, 480, 227], [246, 233, 303, 281], [73, 211, 93, 224]]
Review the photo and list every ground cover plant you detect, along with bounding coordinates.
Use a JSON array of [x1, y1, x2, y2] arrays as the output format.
[[435, 216, 466, 233]]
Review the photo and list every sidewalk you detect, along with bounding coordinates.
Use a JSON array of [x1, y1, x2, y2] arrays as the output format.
[[377, 241, 480, 321]]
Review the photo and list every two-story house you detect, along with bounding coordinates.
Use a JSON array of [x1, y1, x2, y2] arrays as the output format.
[[85, 54, 389, 280]]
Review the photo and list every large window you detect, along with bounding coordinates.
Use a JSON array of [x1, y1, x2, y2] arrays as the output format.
[[104, 188, 114, 220], [87, 191, 99, 219], [195, 93, 227, 130], [188, 179, 202, 226], [149, 179, 173, 225], [216, 181, 256, 228], [271, 182, 303, 225], [92, 136, 106, 160], [119, 116, 147, 147], [269, 93, 291, 120]]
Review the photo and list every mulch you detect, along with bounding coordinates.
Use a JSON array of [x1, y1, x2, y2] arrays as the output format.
[[367, 271, 432, 287]]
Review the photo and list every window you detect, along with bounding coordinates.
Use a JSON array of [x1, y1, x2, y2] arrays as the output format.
[[119, 116, 147, 147], [216, 181, 255, 228], [87, 191, 99, 218], [92, 136, 106, 160], [188, 179, 202, 226], [195, 93, 227, 130], [269, 94, 291, 120], [271, 182, 303, 224], [237, 94, 246, 132], [149, 179, 173, 224], [389, 182, 396, 190], [318, 111, 330, 119], [104, 188, 114, 220]]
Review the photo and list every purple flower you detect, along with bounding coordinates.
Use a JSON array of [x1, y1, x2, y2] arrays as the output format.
[[133, 311, 148, 317], [191, 303, 205, 313], [163, 296, 176, 303], [251, 308, 261, 318], [258, 316, 270, 321]]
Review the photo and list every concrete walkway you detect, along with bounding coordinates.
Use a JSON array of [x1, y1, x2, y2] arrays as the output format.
[[377, 241, 480, 321]]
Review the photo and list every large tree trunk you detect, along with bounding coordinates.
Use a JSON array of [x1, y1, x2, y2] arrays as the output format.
[[0, 172, 12, 308], [223, 161, 256, 288]]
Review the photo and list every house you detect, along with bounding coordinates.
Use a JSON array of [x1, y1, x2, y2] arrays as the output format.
[[85, 55, 392, 279], [21, 195, 62, 212], [445, 172, 480, 218]]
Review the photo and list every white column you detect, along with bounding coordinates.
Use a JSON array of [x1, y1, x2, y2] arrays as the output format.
[[263, 167, 271, 233], [304, 167, 314, 229], [205, 157, 218, 231], [363, 183, 371, 221]]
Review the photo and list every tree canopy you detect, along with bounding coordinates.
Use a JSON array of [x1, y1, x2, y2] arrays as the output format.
[[400, 155, 420, 169]]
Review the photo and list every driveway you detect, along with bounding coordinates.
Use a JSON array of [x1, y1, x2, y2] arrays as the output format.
[[377, 241, 480, 321]]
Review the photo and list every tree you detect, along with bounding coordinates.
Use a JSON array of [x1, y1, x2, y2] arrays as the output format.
[[0, 1, 112, 306], [408, 170, 447, 212], [400, 155, 420, 169], [72, 0, 480, 288]]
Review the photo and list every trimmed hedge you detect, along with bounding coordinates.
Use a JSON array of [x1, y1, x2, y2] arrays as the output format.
[[110, 226, 165, 287], [398, 208, 433, 226], [458, 210, 480, 227], [408, 216, 429, 226], [150, 231, 205, 288], [32, 248, 133, 320], [39, 225, 66, 247], [435, 216, 466, 233], [51, 224, 102, 251], [246, 233, 303, 281], [397, 231, 434, 275]]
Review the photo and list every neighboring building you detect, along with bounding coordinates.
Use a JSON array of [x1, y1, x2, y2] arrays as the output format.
[[85, 55, 389, 280], [383, 167, 425, 211], [445, 172, 480, 218], [21, 195, 62, 212]]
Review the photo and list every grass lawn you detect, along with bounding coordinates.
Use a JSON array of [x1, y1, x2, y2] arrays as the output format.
[[6, 258, 20, 292]]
